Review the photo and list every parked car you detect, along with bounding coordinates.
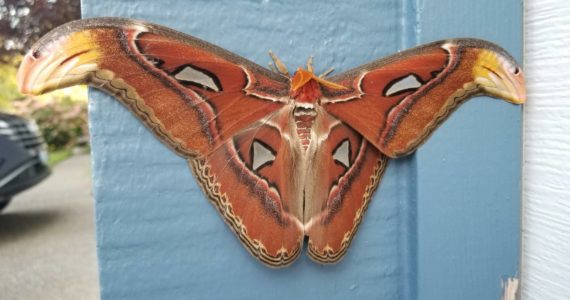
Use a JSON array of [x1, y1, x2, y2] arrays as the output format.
[[0, 112, 50, 211]]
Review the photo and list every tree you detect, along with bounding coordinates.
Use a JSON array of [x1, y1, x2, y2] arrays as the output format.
[[0, 0, 80, 64]]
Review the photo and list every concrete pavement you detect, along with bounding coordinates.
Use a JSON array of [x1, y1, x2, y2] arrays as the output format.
[[0, 154, 99, 300]]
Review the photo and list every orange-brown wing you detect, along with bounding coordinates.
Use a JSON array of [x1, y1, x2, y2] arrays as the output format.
[[191, 107, 304, 267], [304, 112, 388, 263], [17, 18, 302, 267], [322, 39, 525, 158], [17, 18, 289, 158]]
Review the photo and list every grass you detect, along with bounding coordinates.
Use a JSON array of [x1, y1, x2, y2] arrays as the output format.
[[47, 149, 72, 167]]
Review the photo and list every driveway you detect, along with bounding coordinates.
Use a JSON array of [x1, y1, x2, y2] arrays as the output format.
[[0, 154, 99, 300]]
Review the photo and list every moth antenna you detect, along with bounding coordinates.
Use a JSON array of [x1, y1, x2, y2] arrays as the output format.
[[319, 67, 335, 78], [307, 56, 314, 73], [268, 50, 289, 77]]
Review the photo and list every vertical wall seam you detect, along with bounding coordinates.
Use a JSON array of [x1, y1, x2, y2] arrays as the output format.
[[399, 0, 421, 299], [412, 1, 421, 300]]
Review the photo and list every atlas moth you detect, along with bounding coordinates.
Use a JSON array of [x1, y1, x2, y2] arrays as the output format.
[[17, 18, 525, 267]]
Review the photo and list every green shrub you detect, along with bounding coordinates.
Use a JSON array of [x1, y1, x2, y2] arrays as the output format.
[[12, 96, 88, 151], [0, 62, 21, 110]]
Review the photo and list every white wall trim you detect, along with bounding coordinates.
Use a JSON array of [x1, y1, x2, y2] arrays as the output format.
[[523, 1, 570, 299]]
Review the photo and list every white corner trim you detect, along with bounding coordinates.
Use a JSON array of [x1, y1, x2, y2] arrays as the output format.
[[523, 1, 570, 299]]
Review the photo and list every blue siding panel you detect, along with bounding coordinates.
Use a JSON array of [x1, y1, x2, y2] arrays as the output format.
[[83, 1, 412, 299], [82, 0, 521, 299], [416, 1, 522, 299]]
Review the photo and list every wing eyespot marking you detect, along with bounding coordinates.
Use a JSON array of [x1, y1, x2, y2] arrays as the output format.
[[383, 74, 423, 97], [332, 139, 351, 169], [251, 140, 276, 171], [172, 64, 223, 92]]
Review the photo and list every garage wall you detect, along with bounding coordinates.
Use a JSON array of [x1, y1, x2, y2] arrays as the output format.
[[83, 1, 414, 299], [82, 0, 523, 299]]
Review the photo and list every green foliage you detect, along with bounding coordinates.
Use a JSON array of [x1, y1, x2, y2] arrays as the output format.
[[12, 96, 88, 151], [0, 61, 21, 109], [0, 53, 88, 153], [47, 149, 72, 167], [0, 0, 81, 62], [0, 0, 86, 155]]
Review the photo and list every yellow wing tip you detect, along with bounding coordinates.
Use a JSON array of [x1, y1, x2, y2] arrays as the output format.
[[473, 50, 526, 104], [17, 31, 102, 96]]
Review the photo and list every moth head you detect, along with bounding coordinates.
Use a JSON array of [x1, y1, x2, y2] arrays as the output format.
[[290, 67, 346, 92], [472, 49, 526, 104]]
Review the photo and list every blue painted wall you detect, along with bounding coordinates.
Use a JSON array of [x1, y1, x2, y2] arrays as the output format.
[[82, 0, 522, 299], [415, 1, 522, 299]]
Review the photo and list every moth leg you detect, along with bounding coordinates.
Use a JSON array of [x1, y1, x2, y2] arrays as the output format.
[[319, 67, 335, 78], [268, 50, 290, 77]]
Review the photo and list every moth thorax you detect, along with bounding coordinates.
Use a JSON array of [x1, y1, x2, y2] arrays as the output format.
[[291, 79, 322, 104], [293, 107, 317, 151]]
